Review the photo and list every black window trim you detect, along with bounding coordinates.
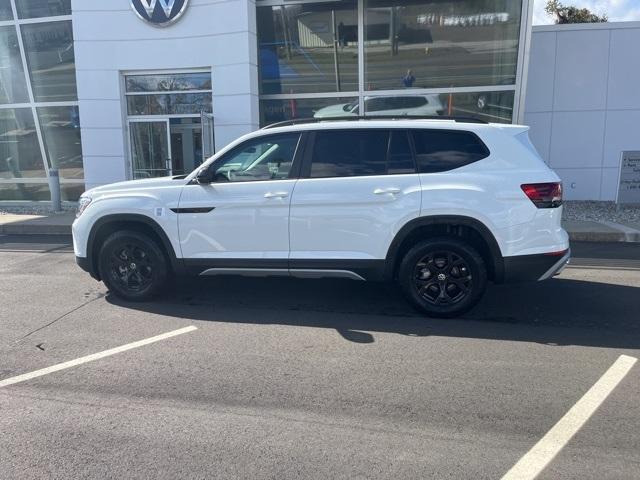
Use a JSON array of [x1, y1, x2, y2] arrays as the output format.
[[300, 128, 419, 180]]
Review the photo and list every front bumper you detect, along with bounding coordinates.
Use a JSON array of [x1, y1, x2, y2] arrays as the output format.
[[75, 255, 100, 280], [75, 255, 90, 273], [502, 249, 571, 283]]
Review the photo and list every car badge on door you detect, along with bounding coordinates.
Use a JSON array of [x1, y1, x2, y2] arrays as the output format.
[[130, 0, 189, 27]]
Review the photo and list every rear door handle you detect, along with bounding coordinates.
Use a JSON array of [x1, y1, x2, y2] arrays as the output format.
[[374, 187, 401, 195], [264, 191, 289, 199]]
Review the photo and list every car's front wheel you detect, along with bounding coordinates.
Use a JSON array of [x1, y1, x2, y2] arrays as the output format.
[[398, 238, 487, 318], [98, 230, 168, 301]]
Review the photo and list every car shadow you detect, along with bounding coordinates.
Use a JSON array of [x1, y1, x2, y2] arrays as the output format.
[[106, 273, 640, 349]]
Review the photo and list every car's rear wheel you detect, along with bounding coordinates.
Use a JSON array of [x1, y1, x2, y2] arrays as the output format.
[[98, 230, 168, 301], [398, 238, 487, 318]]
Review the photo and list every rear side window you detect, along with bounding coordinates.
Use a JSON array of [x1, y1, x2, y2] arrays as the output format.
[[310, 130, 388, 178], [411, 129, 489, 173]]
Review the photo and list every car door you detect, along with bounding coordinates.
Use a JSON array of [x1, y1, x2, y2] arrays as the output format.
[[177, 132, 303, 265], [289, 128, 422, 276]]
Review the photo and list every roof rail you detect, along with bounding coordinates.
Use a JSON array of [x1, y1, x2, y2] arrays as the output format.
[[262, 115, 488, 130]]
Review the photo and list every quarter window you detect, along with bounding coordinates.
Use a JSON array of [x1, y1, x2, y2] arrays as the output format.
[[211, 133, 300, 182], [411, 130, 489, 173]]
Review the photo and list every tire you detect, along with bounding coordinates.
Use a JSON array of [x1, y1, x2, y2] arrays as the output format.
[[98, 230, 168, 302], [398, 237, 487, 318]]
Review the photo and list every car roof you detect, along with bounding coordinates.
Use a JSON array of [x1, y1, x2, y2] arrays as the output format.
[[259, 118, 497, 135]]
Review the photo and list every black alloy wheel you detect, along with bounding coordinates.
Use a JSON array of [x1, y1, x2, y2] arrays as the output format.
[[108, 243, 154, 292], [399, 238, 487, 318], [413, 250, 472, 306], [98, 231, 168, 301]]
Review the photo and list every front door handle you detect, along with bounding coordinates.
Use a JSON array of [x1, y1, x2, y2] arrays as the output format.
[[374, 187, 401, 195], [264, 191, 289, 199]]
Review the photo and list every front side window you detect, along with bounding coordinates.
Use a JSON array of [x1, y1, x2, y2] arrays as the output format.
[[211, 133, 300, 183], [411, 129, 489, 173]]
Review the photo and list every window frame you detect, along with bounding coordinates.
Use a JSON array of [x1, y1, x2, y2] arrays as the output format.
[[300, 128, 419, 179], [202, 131, 306, 184]]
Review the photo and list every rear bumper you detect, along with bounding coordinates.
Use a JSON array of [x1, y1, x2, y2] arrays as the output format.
[[502, 249, 570, 283]]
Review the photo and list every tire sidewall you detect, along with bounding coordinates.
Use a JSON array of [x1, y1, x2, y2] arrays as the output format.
[[98, 231, 168, 301], [399, 238, 487, 318]]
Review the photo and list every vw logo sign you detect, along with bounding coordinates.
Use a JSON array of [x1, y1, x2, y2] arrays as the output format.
[[131, 0, 189, 27]]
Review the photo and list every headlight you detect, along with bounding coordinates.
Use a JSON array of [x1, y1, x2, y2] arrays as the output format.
[[76, 196, 92, 218]]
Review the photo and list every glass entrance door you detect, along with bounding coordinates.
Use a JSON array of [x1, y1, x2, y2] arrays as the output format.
[[169, 118, 202, 176], [129, 120, 171, 179]]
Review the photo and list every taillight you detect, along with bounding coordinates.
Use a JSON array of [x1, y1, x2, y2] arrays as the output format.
[[521, 182, 563, 208]]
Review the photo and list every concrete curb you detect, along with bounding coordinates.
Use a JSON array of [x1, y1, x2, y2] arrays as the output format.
[[0, 223, 72, 236], [567, 231, 638, 243]]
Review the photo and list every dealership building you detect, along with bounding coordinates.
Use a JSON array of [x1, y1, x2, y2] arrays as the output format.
[[0, 0, 564, 203]]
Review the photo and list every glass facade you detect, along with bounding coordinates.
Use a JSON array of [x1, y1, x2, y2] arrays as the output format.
[[0, 26, 29, 103], [0, 1, 12, 21], [16, 0, 71, 19], [0, 2, 82, 201], [363, 0, 521, 90], [257, 1, 358, 94], [257, 0, 524, 126], [21, 20, 77, 102]]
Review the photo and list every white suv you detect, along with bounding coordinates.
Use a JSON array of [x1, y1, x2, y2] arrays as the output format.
[[313, 95, 444, 118], [73, 118, 569, 318]]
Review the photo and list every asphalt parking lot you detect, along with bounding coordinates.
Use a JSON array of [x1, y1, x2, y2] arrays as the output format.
[[1, 235, 639, 479]]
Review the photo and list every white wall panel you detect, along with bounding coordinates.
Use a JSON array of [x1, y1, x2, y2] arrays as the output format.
[[80, 129, 126, 158], [524, 32, 556, 113], [78, 100, 124, 129], [82, 156, 128, 190], [549, 111, 605, 169], [525, 23, 640, 200], [524, 112, 552, 163], [601, 167, 622, 201], [75, 70, 121, 101], [554, 168, 603, 200], [553, 29, 609, 111], [607, 29, 640, 110], [603, 110, 640, 167]]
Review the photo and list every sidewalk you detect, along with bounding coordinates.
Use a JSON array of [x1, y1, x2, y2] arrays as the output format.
[[1, 212, 639, 242], [0, 213, 76, 236]]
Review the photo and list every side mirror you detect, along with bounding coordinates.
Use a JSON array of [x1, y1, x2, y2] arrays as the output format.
[[195, 168, 214, 185]]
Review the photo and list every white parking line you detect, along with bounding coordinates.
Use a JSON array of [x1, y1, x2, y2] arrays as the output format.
[[0, 326, 198, 388], [501, 354, 637, 480]]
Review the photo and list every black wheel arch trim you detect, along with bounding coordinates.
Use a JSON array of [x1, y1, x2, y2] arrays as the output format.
[[86, 214, 184, 280], [384, 215, 504, 282]]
